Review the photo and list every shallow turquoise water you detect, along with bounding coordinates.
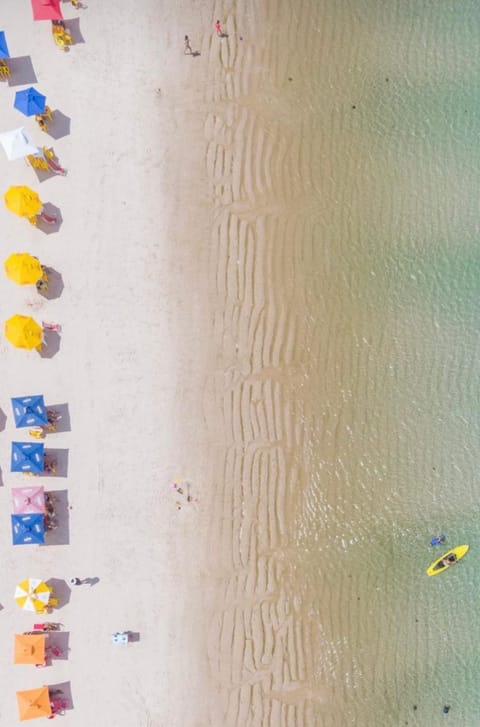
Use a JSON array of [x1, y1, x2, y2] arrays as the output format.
[[294, 1, 480, 724]]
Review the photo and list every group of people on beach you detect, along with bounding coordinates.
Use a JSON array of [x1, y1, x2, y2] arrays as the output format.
[[184, 19, 228, 56]]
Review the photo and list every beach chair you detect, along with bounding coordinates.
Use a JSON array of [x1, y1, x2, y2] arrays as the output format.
[[27, 154, 49, 172], [35, 115, 47, 132], [48, 597, 58, 607], [33, 622, 61, 631], [42, 147, 66, 175], [28, 427, 45, 439], [52, 23, 72, 50], [44, 460, 57, 475], [37, 267, 50, 292], [29, 210, 57, 226], [0, 59, 10, 80]]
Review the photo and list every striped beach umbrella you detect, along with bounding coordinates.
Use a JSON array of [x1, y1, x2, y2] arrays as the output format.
[[14, 578, 51, 612]]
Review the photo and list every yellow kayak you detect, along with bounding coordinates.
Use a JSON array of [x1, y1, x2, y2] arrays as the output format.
[[426, 545, 469, 576]]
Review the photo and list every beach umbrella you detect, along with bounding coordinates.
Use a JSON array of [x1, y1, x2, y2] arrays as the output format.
[[5, 315, 43, 350], [14, 88, 46, 117], [0, 128, 38, 161], [12, 486, 46, 514], [14, 633, 46, 665], [31, 0, 63, 21], [4, 253, 42, 285], [11, 441, 44, 474], [14, 578, 52, 613], [4, 185, 42, 218], [11, 514, 45, 545], [16, 686, 51, 720], [11, 395, 48, 427], [0, 31, 10, 59]]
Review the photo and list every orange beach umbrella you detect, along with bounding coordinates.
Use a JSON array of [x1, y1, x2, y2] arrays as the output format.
[[14, 633, 46, 664], [16, 686, 51, 720]]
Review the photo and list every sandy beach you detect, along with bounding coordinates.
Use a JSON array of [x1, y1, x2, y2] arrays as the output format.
[[0, 1, 218, 724], [0, 0, 346, 724]]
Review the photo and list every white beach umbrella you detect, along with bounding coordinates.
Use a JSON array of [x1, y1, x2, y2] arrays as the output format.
[[0, 127, 38, 161]]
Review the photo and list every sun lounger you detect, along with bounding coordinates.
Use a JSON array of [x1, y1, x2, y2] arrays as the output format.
[[0, 60, 10, 80], [52, 23, 73, 49], [27, 147, 66, 176]]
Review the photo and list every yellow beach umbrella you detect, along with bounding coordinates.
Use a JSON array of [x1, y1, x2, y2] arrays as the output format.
[[5, 315, 42, 350], [16, 686, 51, 720], [4, 253, 42, 285], [4, 185, 41, 218], [14, 633, 46, 664], [14, 578, 51, 613]]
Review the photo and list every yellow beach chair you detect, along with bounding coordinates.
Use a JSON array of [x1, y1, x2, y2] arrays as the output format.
[[0, 59, 10, 80], [52, 23, 72, 50]]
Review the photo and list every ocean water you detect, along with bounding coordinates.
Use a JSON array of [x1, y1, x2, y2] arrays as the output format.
[[202, 1, 480, 724]]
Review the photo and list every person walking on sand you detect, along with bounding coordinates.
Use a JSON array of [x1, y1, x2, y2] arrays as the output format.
[[215, 19, 223, 37], [184, 35, 193, 55]]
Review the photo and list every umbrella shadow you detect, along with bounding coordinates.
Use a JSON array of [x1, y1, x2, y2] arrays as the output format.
[[38, 267, 64, 300], [36, 203, 62, 235], [44, 449, 69, 477], [38, 331, 61, 358], [48, 681, 73, 710], [7, 56, 37, 86], [45, 579, 71, 609], [46, 403, 70, 433], [0, 408, 7, 432], [47, 631, 70, 661], [47, 110, 71, 140], [29, 165, 55, 184], [29, 164, 67, 184], [44, 489, 69, 545], [128, 631, 141, 643], [66, 18, 85, 45]]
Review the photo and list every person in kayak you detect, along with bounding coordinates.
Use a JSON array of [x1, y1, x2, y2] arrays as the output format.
[[442, 553, 457, 567]]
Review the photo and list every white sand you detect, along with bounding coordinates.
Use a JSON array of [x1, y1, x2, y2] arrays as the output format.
[[0, 1, 216, 724]]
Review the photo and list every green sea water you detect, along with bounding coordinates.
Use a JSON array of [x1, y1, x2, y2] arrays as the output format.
[[294, 1, 480, 724]]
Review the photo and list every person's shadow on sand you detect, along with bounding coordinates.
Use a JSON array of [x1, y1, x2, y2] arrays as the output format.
[[81, 577, 99, 586]]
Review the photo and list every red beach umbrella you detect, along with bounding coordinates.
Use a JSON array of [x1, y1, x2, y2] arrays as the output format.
[[31, 0, 63, 21]]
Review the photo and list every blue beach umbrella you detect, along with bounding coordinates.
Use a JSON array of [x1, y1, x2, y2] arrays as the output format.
[[14, 87, 46, 117], [0, 31, 10, 59], [11, 395, 47, 428], [11, 513, 45, 545], [11, 442, 44, 474]]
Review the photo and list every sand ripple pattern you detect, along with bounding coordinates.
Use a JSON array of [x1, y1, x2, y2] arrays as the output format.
[[202, 2, 328, 724]]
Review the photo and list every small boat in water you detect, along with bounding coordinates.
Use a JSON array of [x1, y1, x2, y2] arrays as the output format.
[[426, 545, 469, 576]]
